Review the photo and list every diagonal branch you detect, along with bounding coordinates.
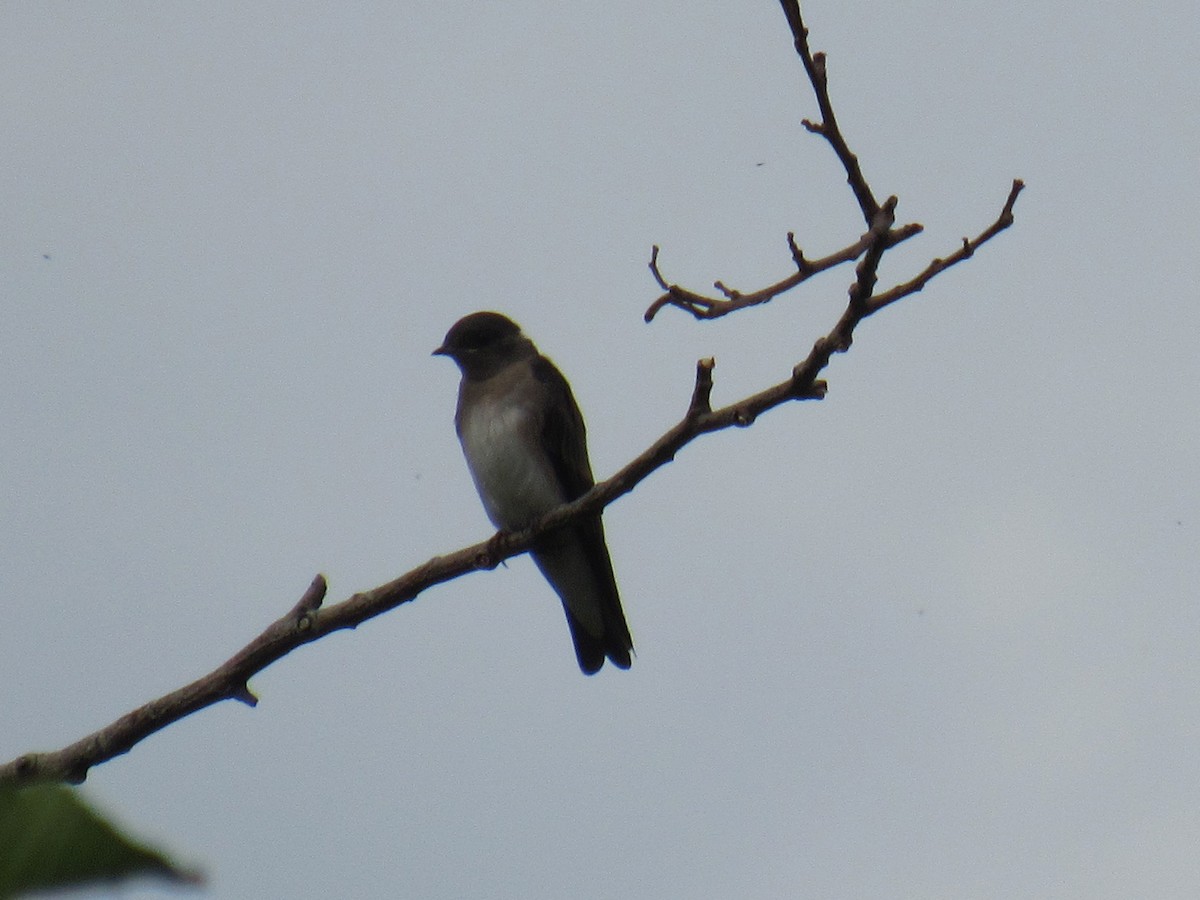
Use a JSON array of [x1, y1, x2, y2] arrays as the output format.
[[867, 180, 1025, 313], [1, 178, 1021, 787], [3, 190, 948, 786], [779, 0, 880, 224], [0, 3, 1025, 789], [1, 347, 828, 787]]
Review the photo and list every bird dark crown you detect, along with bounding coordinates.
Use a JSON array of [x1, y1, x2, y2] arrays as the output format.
[[444, 311, 522, 352]]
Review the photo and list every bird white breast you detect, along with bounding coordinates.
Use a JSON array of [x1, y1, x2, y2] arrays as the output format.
[[458, 390, 562, 530]]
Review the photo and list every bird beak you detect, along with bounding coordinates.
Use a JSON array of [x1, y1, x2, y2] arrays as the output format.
[[432, 344, 449, 357]]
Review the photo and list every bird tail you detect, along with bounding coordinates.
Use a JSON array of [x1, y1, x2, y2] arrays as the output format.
[[532, 520, 633, 674]]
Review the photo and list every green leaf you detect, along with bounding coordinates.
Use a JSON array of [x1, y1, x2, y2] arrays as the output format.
[[0, 784, 202, 898]]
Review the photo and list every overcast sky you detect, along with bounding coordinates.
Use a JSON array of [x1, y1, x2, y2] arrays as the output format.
[[2, 2, 1198, 898]]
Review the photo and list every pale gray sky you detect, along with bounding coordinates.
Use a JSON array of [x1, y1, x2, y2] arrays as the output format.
[[2, 2, 1198, 898]]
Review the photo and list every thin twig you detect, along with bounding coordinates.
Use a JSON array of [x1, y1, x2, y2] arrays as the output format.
[[687, 358, 716, 418], [868, 180, 1025, 312], [778, 0, 879, 223], [644, 223, 923, 322]]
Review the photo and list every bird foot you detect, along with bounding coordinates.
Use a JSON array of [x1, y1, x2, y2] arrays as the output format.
[[475, 531, 511, 570]]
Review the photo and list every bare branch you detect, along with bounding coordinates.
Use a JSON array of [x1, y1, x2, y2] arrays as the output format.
[[0, 5, 1024, 789], [644, 223, 923, 322], [646, 1, 1020, 327], [0, 575, 328, 785], [867, 180, 1026, 313], [2, 346, 828, 787], [779, 0, 879, 223]]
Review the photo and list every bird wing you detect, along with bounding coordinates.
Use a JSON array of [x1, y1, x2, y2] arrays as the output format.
[[530, 354, 633, 671], [530, 355, 594, 501]]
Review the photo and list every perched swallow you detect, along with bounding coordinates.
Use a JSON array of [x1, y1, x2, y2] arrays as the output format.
[[434, 311, 633, 674]]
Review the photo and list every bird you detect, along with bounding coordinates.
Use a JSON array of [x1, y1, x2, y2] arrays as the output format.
[[434, 311, 634, 674]]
